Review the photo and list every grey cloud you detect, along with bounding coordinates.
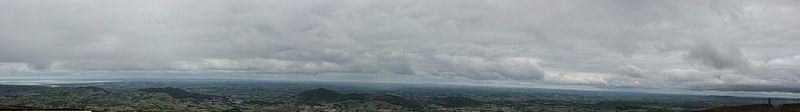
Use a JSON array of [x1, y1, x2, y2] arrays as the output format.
[[615, 64, 647, 78], [176, 44, 546, 81], [682, 41, 752, 70], [1, 0, 800, 93]]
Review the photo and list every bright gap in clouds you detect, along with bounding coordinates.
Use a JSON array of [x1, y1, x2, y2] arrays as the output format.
[[1, 0, 800, 96]]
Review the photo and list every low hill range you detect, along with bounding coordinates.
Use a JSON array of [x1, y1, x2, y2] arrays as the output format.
[[0, 84, 49, 93], [434, 96, 484, 107], [293, 88, 424, 109], [293, 88, 483, 109], [294, 88, 342, 102], [137, 87, 218, 100]]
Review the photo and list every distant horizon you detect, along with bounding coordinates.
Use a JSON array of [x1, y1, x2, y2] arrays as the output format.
[[3, 76, 800, 99]]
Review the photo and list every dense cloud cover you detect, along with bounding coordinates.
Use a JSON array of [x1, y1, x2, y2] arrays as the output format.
[[1, 0, 800, 93]]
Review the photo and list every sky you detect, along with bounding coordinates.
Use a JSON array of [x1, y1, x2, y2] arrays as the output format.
[[1, 0, 800, 96]]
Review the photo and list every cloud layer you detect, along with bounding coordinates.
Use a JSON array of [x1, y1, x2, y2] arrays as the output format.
[[1, 0, 800, 93]]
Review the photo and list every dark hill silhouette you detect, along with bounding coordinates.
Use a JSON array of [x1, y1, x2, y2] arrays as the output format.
[[138, 87, 217, 100], [71, 87, 111, 95], [75, 87, 109, 93], [294, 88, 343, 102], [0, 85, 48, 93], [337, 93, 423, 109], [435, 96, 484, 107], [294, 88, 423, 109]]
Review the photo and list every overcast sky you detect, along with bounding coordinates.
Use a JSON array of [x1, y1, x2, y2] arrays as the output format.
[[1, 0, 800, 95]]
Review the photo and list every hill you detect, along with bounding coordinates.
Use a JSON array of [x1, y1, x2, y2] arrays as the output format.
[[75, 87, 110, 93], [0, 85, 48, 93], [294, 88, 342, 102], [337, 93, 423, 109], [293, 88, 423, 109], [137, 87, 217, 100], [435, 96, 484, 107]]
